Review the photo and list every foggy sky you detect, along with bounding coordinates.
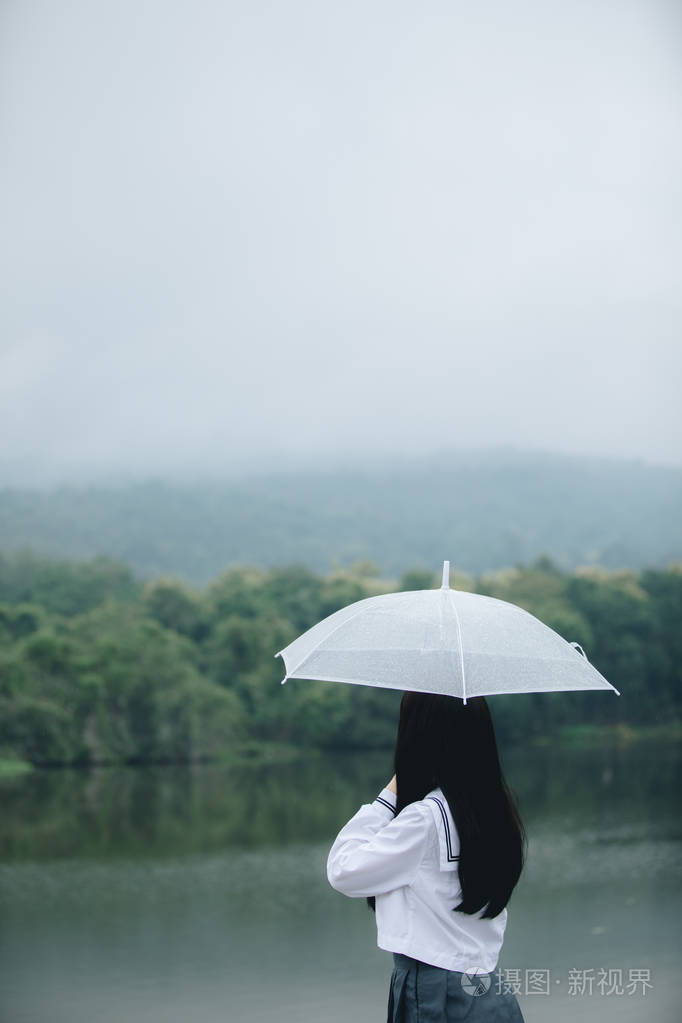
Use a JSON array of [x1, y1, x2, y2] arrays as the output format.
[[1, 0, 681, 485]]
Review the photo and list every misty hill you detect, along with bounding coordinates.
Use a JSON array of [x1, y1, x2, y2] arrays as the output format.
[[1, 450, 680, 583]]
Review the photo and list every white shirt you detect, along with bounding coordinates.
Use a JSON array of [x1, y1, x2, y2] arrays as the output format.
[[327, 786, 508, 973]]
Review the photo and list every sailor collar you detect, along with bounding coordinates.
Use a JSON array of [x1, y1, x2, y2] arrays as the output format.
[[424, 788, 460, 871]]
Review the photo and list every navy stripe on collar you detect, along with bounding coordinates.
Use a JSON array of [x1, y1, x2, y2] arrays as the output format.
[[427, 795, 459, 861], [375, 795, 397, 816]]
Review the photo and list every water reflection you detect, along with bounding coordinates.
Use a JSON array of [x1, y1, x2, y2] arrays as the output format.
[[0, 750, 396, 861], [2, 738, 678, 863]]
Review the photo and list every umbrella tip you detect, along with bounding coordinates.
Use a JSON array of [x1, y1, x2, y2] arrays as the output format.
[[441, 561, 450, 589]]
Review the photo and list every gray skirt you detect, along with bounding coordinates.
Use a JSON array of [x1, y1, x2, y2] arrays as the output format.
[[387, 953, 526, 1023]]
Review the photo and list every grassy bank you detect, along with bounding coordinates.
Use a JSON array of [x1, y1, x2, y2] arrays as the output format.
[[0, 757, 34, 777], [531, 720, 682, 748]]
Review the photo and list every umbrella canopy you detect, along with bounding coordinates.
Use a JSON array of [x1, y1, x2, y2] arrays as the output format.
[[276, 561, 620, 703]]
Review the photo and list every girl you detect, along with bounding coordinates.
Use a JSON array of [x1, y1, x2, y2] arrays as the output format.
[[327, 691, 527, 1021]]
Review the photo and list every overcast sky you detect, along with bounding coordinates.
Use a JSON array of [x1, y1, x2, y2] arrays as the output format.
[[1, 0, 680, 485]]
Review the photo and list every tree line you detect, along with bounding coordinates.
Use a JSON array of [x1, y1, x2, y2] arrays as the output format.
[[0, 550, 679, 766]]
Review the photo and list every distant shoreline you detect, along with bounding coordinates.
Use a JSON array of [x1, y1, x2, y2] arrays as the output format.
[[530, 720, 682, 747], [1, 721, 679, 777]]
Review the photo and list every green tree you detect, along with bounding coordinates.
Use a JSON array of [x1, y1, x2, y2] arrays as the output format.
[[142, 578, 209, 641]]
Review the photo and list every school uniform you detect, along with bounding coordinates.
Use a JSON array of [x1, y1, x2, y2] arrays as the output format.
[[327, 786, 525, 1022]]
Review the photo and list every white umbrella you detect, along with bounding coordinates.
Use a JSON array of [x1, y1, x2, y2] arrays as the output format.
[[276, 561, 620, 703]]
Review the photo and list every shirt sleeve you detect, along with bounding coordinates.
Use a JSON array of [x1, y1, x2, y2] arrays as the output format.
[[326, 788, 431, 898]]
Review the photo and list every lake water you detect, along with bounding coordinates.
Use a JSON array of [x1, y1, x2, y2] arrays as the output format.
[[1, 737, 680, 1022]]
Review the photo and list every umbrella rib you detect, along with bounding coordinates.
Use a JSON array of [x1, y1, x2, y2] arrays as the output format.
[[286, 602, 373, 678], [447, 591, 467, 703]]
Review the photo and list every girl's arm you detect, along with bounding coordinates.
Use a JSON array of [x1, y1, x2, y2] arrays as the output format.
[[326, 786, 431, 898]]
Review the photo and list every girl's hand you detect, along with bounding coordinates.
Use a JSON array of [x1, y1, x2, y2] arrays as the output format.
[[387, 775, 397, 794]]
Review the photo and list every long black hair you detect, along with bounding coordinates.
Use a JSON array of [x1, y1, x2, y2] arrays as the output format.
[[368, 691, 527, 918]]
